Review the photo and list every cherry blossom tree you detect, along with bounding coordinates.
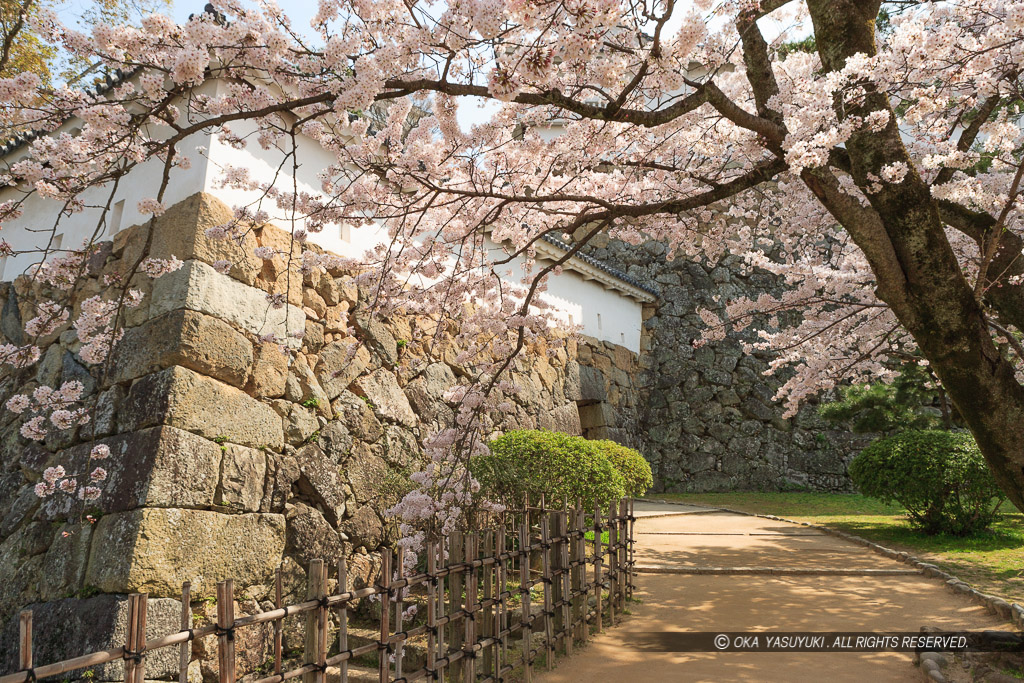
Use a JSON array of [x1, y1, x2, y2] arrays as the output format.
[[2, 0, 1024, 523]]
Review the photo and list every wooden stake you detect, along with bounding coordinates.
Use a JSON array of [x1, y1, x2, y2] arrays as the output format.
[[274, 567, 283, 676], [338, 555, 349, 683], [304, 560, 326, 683], [395, 547, 405, 681], [593, 504, 603, 634], [463, 533, 477, 682], [18, 611, 32, 674], [125, 593, 147, 683], [448, 533, 463, 683], [179, 583, 191, 683], [518, 514, 532, 683], [540, 511, 553, 671], [426, 542, 437, 683], [379, 550, 391, 683], [216, 581, 235, 683]]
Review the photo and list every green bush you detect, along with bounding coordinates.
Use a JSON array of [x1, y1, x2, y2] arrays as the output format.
[[848, 430, 1005, 535], [593, 440, 653, 497], [475, 430, 626, 508]]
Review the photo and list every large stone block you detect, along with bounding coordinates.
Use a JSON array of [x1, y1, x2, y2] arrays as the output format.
[[147, 192, 261, 285], [0, 595, 182, 680], [38, 427, 222, 522], [537, 402, 581, 435], [85, 509, 285, 597], [353, 369, 416, 427], [109, 309, 253, 387], [150, 259, 305, 347], [120, 366, 284, 449]]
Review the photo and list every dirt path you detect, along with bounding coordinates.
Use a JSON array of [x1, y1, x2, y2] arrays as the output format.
[[538, 502, 1011, 682]]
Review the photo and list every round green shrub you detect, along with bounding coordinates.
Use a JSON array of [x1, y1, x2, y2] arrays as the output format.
[[848, 430, 1005, 535], [475, 430, 626, 508], [593, 440, 653, 497]]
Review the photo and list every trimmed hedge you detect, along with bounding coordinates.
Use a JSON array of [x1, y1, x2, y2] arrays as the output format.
[[593, 440, 653, 497], [475, 430, 650, 508], [848, 429, 1005, 535]]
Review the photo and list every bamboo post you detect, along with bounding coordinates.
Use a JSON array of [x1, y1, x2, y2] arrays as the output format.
[[540, 509, 553, 671], [379, 550, 391, 683], [593, 504, 603, 633], [448, 533, 464, 683], [179, 582, 191, 683], [570, 505, 583, 645], [559, 510, 572, 656], [607, 502, 617, 625], [18, 611, 31, 676], [426, 542, 438, 683], [216, 582, 235, 683], [550, 511, 563, 655], [395, 547, 404, 681], [303, 561, 326, 683], [482, 530, 493, 677], [462, 533, 478, 682], [274, 567, 283, 676], [338, 555, 349, 683], [622, 497, 630, 598], [518, 513, 532, 683], [435, 542, 446, 683], [125, 593, 147, 683], [497, 520, 508, 678], [617, 499, 628, 611]]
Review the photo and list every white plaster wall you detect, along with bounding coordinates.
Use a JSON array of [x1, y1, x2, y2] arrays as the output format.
[[0, 78, 644, 351]]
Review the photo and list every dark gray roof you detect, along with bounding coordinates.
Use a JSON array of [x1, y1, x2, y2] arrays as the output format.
[[0, 67, 138, 157], [540, 233, 659, 298]]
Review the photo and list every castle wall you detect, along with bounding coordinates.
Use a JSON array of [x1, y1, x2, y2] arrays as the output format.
[[582, 236, 867, 493], [0, 192, 642, 679]]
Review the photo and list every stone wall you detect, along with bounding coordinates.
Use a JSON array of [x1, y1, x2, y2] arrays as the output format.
[[581, 235, 867, 494], [0, 193, 642, 678]]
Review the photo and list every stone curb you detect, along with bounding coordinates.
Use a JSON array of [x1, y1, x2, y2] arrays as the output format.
[[635, 565, 920, 576], [641, 499, 1024, 629]]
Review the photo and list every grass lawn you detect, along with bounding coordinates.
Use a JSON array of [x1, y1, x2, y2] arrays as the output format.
[[646, 492, 1024, 604]]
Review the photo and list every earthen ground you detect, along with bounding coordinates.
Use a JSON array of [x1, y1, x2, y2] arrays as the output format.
[[538, 503, 1012, 682]]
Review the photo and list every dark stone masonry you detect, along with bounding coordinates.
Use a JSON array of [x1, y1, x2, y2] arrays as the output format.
[[582, 233, 867, 494]]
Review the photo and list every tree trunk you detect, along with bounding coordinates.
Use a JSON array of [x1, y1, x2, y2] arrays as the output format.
[[805, 0, 1024, 511]]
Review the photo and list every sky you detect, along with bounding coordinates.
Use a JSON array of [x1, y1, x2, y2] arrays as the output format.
[[57, 0, 808, 131]]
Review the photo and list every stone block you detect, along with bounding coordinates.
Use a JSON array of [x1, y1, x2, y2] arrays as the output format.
[[315, 339, 370, 399], [340, 506, 383, 550], [0, 595, 183, 681], [538, 402, 581, 435], [110, 309, 253, 387], [353, 314, 398, 366], [86, 509, 285, 597], [38, 522, 93, 601], [217, 444, 267, 512], [294, 443, 346, 525], [354, 369, 417, 427], [249, 343, 290, 398], [578, 364, 607, 402], [38, 427, 221, 521], [578, 402, 614, 429], [150, 259, 305, 347], [147, 192, 261, 285], [285, 502, 342, 568], [121, 366, 284, 449]]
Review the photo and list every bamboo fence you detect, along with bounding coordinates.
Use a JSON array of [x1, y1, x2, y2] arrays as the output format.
[[2, 498, 636, 683]]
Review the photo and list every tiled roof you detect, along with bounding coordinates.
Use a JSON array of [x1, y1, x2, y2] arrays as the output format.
[[0, 67, 138, 157], [540, 233, 660, 298]]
